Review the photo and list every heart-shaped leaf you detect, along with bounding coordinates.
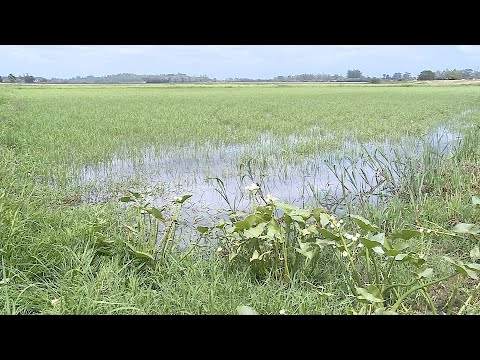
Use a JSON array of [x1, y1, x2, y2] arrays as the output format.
[[244, 222, 267, 239], [355, 285, 383, 304], [414, 267, 434, 279]]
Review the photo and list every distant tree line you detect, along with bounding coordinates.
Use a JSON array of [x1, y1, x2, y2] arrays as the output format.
[[2, 68, 480, 84]]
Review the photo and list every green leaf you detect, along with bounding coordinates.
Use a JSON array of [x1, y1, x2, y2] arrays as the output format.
[[250, 250, 260, 262], [371, 233, 385, 246], [372, 246, 385, 255], [234, 214, 263, 232], [444, 257, 478, 280], [319, 213, 330, 228], [315, 239, 336, 246], [177, 194, 193, 204], [393, 242, 410, 251], [466, 263, 480, 271], [394, 253, 409, 261], [318, 228, 340, 241], [470, 246, 480, 260], [389, 229, 422, 240], [414, 267, 434, 279], [267, 219, 281, 238], [355, 285, 383, 304], [228, 252, 238, 261], [255, 206, 273, 221], [120, 196, 134, 202], [472, 195, 480, 206], [374, 308, 397, 315], [215, 219, 228, 229], [244, 222, 266, 239], [292, 208, 312, 219], [236, 305, 259, 315], [452, 223, 480, 235], [386, 249, 401, 257], [408, 254, 426, 267], [350, 215, 379, 233], [386, 242, 409, 256], [359, 237, 383, 249], [276, 202, 299, 216], [126, 243, 154, 262], [197, 226, 210, 234], [128, 190, 142, 198], [306, 224, 319, 235], [296, 241, 315, 260], [311, 208, 326, 223], [229, 211, 246, 220], [149, 207, 164, 220], [291, 215, 306, 224]]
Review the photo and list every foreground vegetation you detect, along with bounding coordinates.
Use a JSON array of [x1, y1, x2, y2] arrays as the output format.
[[1, 83, 479, 314]]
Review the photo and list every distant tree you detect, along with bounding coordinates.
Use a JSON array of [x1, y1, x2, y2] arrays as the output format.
[[24, 74, 35, 83], [435, 70, 446, 80], [417, 70, 436, 81], [0, 76, 2, 83], [7, 74, 16, 83], [444, 69, 462, 80], [347, 69, 363, 79], [461, 69, 473, 80], [403, 72, 412, 81], [392, 72, 403, 81], [370, 77, 381, 84]]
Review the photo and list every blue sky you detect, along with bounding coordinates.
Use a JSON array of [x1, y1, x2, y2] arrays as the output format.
[[1, 45, 480, 79]]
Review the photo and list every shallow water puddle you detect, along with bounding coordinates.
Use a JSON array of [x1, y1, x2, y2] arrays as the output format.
[[72, 122, 467, 228]]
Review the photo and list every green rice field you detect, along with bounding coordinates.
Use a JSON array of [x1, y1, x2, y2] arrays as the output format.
[[1, 82, 480, 314]]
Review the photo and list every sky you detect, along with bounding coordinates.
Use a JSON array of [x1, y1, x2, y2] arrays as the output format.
[[1, 45, 480, 79]]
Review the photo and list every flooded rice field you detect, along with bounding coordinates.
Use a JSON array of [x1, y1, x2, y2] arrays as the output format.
[[70, 120, 471, 227]]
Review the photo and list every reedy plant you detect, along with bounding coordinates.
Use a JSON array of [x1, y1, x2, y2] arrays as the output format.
[[90, 190, 193, 268]]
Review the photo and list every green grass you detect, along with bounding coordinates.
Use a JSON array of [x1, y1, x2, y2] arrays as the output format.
[[1, 83, 479, 314]]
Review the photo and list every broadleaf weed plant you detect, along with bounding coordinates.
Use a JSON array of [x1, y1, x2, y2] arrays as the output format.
[[200, 184, 480, 314]]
